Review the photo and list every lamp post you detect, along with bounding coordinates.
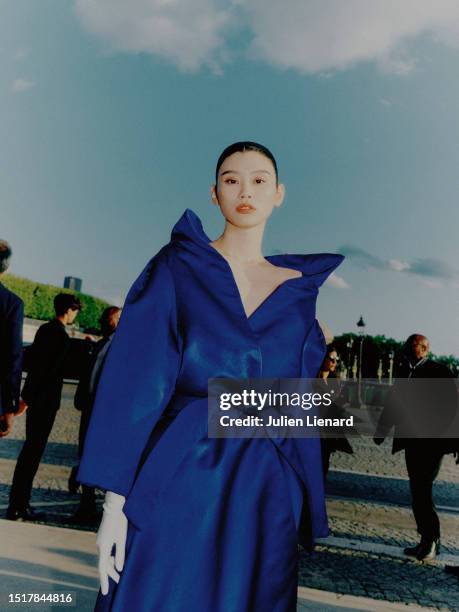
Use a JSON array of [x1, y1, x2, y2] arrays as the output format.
[[377, 359, 383, 383], [357, 316, 366, 406], [352, 355, 358, 380], [346, 339, 354, 379], [388, 350, 394, 385]]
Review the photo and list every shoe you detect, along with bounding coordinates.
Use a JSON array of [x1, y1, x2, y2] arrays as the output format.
[[416, 538, 440, 561], [445, 565, 459, 578], [404, 538, 440, 561], [404, 542, 421, 557], [6, 506, 46, 522], [68, 466, 81, 494]]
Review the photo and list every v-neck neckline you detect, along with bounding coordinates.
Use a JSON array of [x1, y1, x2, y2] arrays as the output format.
[[207, 242, 304, 321], [171, 209, 344, 326]]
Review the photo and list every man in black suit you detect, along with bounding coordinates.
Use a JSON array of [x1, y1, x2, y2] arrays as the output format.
[[7, 293, 82, 521], [70, 306, 121, 523], [374, 334, 457, 561], [0, 240, 24, 437]]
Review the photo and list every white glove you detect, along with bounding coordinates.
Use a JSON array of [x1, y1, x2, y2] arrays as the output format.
[[96, 491, 128, 595]]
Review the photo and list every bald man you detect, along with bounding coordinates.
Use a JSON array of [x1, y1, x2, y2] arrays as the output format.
[[375, 334, 457, 561]]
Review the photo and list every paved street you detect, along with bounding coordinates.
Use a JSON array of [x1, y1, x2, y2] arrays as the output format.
[[0, 518, 438, 612], [1, 384, 458, 610], [0, 519, 99, 611]]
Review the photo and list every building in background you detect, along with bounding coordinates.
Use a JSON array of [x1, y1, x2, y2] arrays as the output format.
[[64, 276, 82, 292]]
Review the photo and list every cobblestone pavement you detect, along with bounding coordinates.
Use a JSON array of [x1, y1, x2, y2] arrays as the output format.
[[299, 546, 458, 611], [303, 439, 459, 610], [298, 496, 459, 610], [1, 385, 459, 610]]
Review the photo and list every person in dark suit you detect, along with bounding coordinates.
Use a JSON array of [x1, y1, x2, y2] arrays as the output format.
[[444, 449, 459, 578], [7, 293, 82, 521], [374, 334, 458, 561], [315, 346, 353, 480], [70, 306, 121, 524], [0, 240, 24, 438]]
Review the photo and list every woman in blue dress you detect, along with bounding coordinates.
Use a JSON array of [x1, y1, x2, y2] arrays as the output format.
[[78, 141, 344, 612]]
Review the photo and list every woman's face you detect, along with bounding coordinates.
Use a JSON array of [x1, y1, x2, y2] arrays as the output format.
[[211, 150, 285, 228], [324, 351, 338, 373]]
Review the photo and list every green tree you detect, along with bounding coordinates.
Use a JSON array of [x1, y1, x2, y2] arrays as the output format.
[[332, 333, 456, 378], [2, 273, 112, 332]]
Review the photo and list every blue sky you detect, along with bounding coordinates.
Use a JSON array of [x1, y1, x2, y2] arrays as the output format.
[[2, 1, 458, 356]]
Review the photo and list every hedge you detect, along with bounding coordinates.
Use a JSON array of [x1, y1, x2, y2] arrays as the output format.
[[1, 273, 111, 331]]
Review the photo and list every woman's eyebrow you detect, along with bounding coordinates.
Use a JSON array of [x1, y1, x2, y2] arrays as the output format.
[[219, 169, 272, 176]]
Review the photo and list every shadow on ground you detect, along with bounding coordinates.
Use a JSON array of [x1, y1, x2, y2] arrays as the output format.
[[0, 439, 79, 467], [327, 470, 459, 510]]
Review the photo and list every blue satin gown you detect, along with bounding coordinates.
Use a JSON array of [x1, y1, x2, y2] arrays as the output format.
[[78, 209, 344, 612]]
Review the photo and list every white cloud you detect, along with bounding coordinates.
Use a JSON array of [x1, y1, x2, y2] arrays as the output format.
[[389, 259, 410, 272], [74, 1, 459, 74], [245, 0, 459, 74], [342, 245, 459, 289], [378, 54, 416, 76], [380, 98, 394, 108], [325, 273, 350, 289], [74, 0, 232, 72], [421, 279, 443, 289], [11, 78, 34, 93]]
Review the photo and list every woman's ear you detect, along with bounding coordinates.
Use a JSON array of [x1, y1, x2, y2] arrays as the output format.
[[274, 183, 286, 208], [210, 184, 219, 205]]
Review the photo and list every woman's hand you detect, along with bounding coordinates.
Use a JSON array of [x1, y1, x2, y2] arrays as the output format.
[[96, 491, 128, 595]]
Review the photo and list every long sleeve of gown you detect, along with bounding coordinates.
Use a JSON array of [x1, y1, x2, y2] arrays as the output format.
[[78, 252, 181, 496]]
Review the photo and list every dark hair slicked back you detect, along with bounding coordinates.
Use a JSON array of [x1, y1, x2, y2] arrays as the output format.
[[215, 141, 278, 184]]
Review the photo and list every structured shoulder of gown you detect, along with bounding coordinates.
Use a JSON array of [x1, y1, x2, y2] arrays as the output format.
[[131, 209, 344, 296], [170, 209, 345, 279], [125, 246, 176, 304], [267, 252, 344, 288]]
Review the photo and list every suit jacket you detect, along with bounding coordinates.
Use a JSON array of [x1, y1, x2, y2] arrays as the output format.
[[0, 282, 24, 415], [314, 375, 354, 455], [74, 336, 113, 412], [74, 335, 113, 455], [21, 319, 70, 412], [376, 358, 458, 455]]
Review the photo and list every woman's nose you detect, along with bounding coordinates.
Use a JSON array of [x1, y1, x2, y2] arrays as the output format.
[[239, 183, 252, 199]]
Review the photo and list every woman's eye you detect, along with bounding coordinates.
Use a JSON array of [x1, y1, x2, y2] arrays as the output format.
[[254, 178, 265, 184], [225, 178, 237, 184]]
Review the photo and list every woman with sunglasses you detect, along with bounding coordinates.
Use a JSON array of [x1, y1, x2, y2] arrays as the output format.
[[316, 346, 354, 480]]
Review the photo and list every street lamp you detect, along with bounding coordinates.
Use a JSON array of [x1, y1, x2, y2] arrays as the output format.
[[357, 316, 366, 406], [388, 350, 394, 385], [346, 338, 354, 378], [377, 359, 383, 383]]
